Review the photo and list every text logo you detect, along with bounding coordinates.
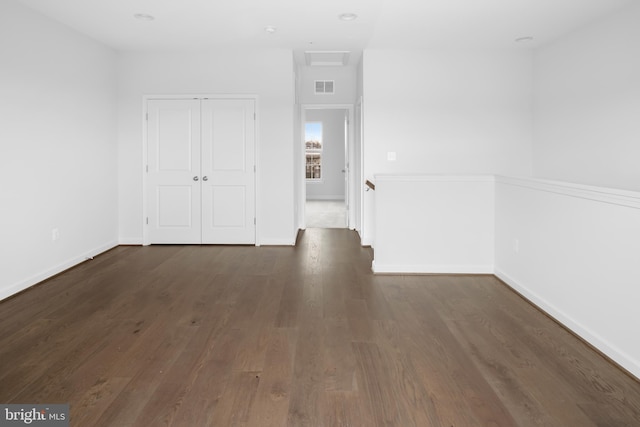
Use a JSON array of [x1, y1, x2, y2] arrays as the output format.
[[0, 405, 68, 426]]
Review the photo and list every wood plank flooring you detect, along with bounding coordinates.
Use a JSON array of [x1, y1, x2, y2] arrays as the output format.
[[1, 229, 639, 426]]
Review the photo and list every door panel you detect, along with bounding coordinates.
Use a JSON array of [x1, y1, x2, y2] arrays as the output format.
[[157, 108, 195, 171], [147, 99, 201, 244], [157, 186, 194, 227], [210, 107, 247, 171], [201, 99, 255, 244], [211, 186, 246, 227]]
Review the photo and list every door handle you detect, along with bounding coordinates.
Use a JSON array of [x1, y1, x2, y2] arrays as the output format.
[[202, 176, 208, 181], [193, 176, 199, 181]]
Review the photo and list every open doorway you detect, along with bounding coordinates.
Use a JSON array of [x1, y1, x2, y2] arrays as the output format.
[[301, 105, 354, 229]]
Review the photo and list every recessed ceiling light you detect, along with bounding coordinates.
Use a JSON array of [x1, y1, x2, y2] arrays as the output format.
[[338, 13, 358, 21], [515, 36, 534, 43], [134, 13, 155, 21], [264, 26, 277, 34]]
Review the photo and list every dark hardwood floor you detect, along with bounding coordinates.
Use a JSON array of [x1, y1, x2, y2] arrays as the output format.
[[1, 229, 639, 426]]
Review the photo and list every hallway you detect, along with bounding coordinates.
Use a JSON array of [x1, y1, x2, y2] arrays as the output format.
[[305, 200, 347, 228]]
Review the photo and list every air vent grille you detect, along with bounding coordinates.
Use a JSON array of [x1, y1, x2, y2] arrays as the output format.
[[315, 80, 335, 94]]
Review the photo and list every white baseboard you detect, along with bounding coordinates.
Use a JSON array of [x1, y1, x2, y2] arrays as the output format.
[[306, 196, 345, 201], [495, 268, 640, 380], [121, 236, 296, 246], [373, 264, 494, 274], [0, 240, 119, 302], [259, 237, 296, 246], [119, 237, 143, 245]]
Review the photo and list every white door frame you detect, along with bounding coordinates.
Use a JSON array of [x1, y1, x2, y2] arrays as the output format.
[[300, 104, 355, 230], [142, 94, 259, 246]]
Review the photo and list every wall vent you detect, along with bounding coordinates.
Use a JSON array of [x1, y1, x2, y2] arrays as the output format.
[[314, 80, 335, 94]]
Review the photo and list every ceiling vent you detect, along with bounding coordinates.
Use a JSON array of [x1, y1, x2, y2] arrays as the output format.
[[314, 80, 335, 95], [305, 51, 350, 66]]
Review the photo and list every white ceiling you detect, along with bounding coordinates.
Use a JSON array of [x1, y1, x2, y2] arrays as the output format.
[[17, 0, 634, 65]]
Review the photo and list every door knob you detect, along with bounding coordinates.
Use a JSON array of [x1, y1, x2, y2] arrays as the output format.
[[202, 176, 208, 181], [193, 176, 199, 181]]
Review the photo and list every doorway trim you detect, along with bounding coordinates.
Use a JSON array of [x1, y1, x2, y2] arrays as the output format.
[[142, 94, 260, 246], [300, 104, 355, 230]]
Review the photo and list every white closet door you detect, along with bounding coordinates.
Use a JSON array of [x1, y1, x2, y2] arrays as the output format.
[[147, 99, 202, 244], [201, 99, 256, 244]]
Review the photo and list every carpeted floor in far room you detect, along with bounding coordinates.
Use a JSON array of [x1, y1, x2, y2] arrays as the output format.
[[305, 199, 347, 228]]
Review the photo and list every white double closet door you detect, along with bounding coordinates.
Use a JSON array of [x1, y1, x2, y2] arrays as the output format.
[[147, 98, 255, 244]]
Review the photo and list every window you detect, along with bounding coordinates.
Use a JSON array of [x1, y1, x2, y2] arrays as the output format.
[[305, 122, 322, 180]]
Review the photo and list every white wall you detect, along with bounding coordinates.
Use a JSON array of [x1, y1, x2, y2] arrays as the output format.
[[354, 58, 364, 236], [533, 2, 640, 191], [374, 175, 494, 274], [305, 109, 346, 200], [495, 176, 640, 379], [0, 0, 118, 300], [362, 48, 534, 245], [299, 66, 356, 105], [293, 62, 303, 234], [117, 49, 295, 245], [363, 49, 533, 175]]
